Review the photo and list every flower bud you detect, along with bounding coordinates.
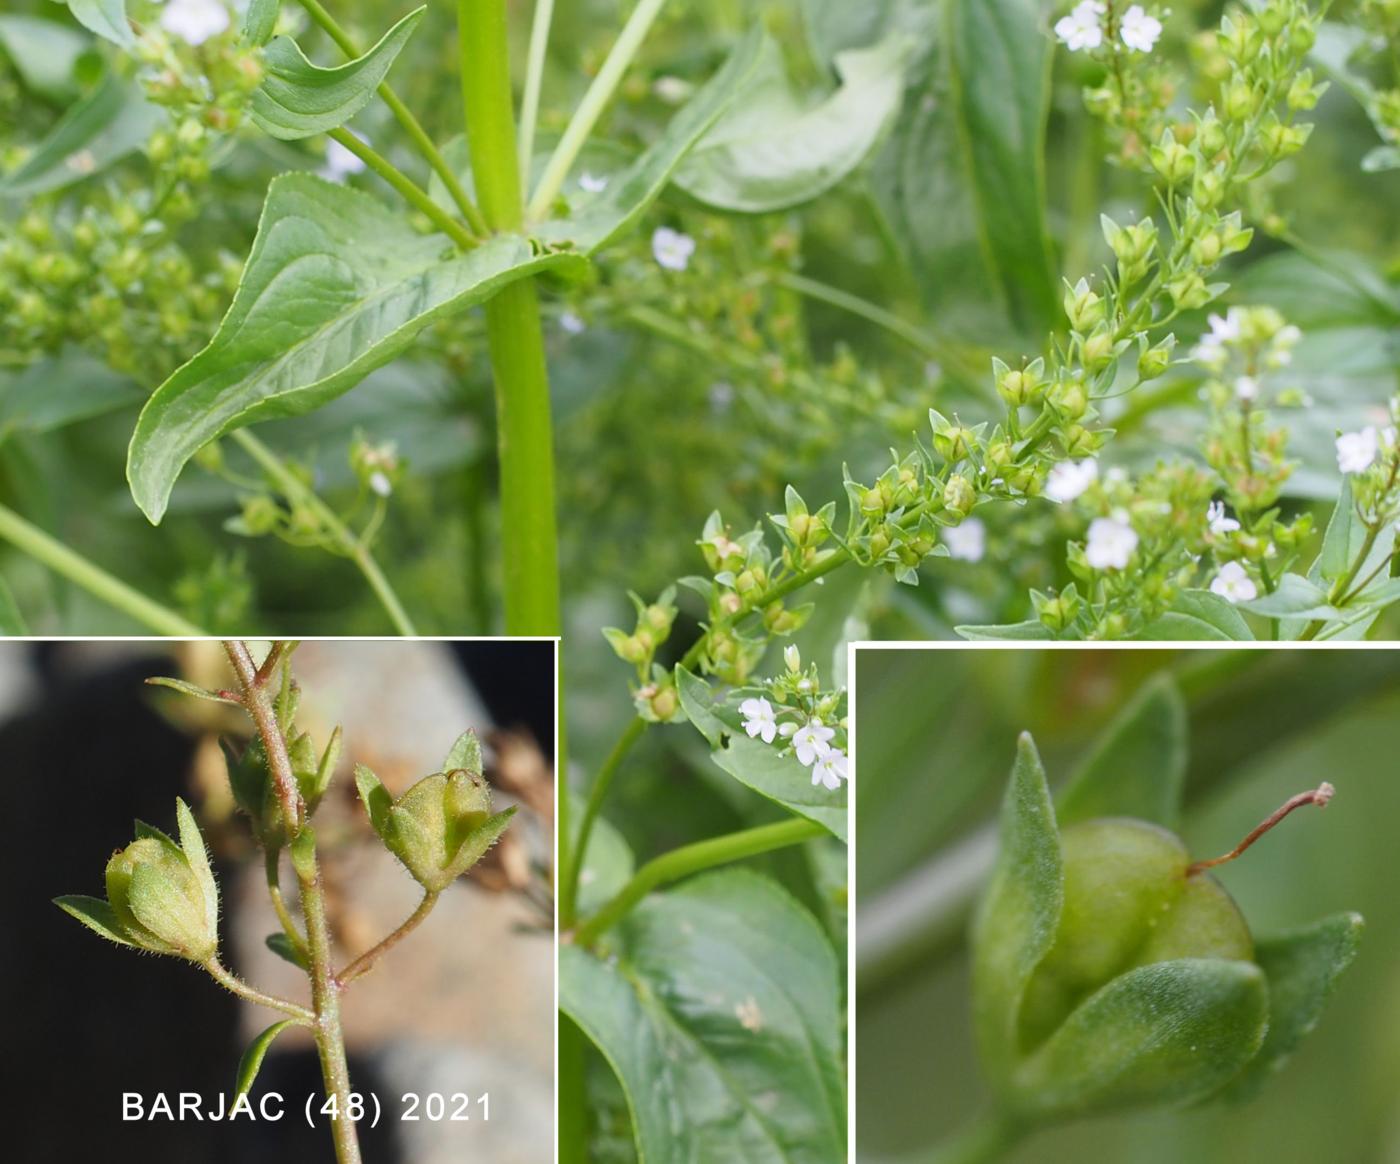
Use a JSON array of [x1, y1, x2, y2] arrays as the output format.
[[1032, 587, 1079, 632], [943, 474, 976, 519], [1063, 278, 1105, 333], [1048, 375, 1089, 420], [1080, 328, 1115, 371], [1224, 76, 1259, 122], [1148, 132, 1195, 185], [1192, 166, 1226, 210], [56, 799, 219, 962], [355, 748, 515, 894], [1138, 336, 1176, 381], [1167, 272, 1211, 310]]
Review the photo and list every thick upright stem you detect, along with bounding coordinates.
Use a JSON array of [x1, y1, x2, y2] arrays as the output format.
[[458, 0, 561, 636]]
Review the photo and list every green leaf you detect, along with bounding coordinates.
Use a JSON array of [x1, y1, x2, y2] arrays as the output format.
[[534, 29, 765, 254], [127, 174, 585, 522], [1222, 912, 1364, 1103], [54, 0, 133, 48], [1362, 145, 1400, 172], [242, 0, 279, 46], [871, 0, 1057, 343], [0, 576, 28, 635], [560, 870, 844, 1162], [1057, 675, 1186, 831], [1316, 477, 1359, 584], [1137, 589, 1256, 641], [0, 349, 141, 439], [675, 667, 847, 842], [972, 732, 1063, 1084], [442, 729, 483, 775], [1011, 959, 1269, 1120], [672, 33, 909, 213], [54, 894, 138, 947], [235, 1020, 299, 1099], [0, 15, 89, 102], [570, 798, 634, 917], [265, 931, 308, 969], [1240, 573, 1341, 620], [1, 70, 161, 198], [956, 619, 1055, 641], [250, 7, 424, 141]]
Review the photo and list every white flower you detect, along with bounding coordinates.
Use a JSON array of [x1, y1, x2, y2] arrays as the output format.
[[320, 133, 367, 181], [789, 719, 836, 766], [1207, 500, 1240, 535], [578, 172, 608, 194], [651, 226, 695, 272], [1336, 426, 1379, 474], [368, 471, 392, 498], [160, 0, 230, 45], [1210, 560, 1258, 603], [943, 518, 986, 562], [739, 697, 778, 745], [1234, 375, 1259, 401], [811, 749, 849, 791], [1119, 5, 1162, 52], [1190, 309, 1242, 367], [1045, 458, 1098, 503], [1085, 515, 1138, 570], [1054, 1, 1105, 52], [559, 311, 586, 335]]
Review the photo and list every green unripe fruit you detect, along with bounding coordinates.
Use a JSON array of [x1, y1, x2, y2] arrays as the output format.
[[1018, 819, 1251, 1049]]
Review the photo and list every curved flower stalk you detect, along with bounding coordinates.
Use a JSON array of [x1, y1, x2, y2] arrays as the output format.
[[54, 642, 514, 1164]]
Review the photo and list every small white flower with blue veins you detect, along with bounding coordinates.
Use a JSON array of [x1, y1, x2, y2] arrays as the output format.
[[1045, 458, 1098, 503], [1055, 1, 1105, 52], [161, 0, 230, 45], [785, 719, 836, 767], [1210, 561, 1257, 604], [1336, 427, 1379, 474], [1207, 501, 1240, 535], [1119, 5, 1163, 52], [652, 227, 695, 272], [1085, 514, 1138, 570], [740, 697, 778, 745], [811, 749, 849, 792]]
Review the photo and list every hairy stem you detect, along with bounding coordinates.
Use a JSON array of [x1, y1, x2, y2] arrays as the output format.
[[225, 640, 303, 832], [459, 0, 562, 636], [294, 0, 489, 235], [232, 432, 418, 635], [204, 957, 315, 1022], [573, 818, 824, 946], [0, 503, 204, 634], [336, 890, 439, 986]]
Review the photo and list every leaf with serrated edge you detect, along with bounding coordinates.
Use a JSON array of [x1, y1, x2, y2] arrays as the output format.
[[251, 8, 425, 140], [1057, 675, 1186, 830], [236, 1020, 299, 1099], [1221, 912, 1364, 1103], [675, 666, 846, 842], [1011, 959, 1268, 1121], [972, 732, 1063, 1085], [127, 174, 585, 523], [560, 869, 844, 1162]]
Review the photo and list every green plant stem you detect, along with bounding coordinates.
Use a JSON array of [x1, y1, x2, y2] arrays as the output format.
[[527, 0, 669, 219], [926, 1112, 1024, 1164], [293, 0, 488, 236], [459, 0, 562, 636], [232, 431, 418, 635], [0, 502, 204, 634], [574, 818, 824, 946], [518, 0, 556, 184], [336, 890, 439, 985], [266, 850, 308, 957], [203, 957, 315, 1022], [561, 716, 645, 926], [326, 128, 478, 251]]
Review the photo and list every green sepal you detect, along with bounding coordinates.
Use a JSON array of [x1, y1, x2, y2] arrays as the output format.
[[53, 895, 139, 948], [175, 796, 219, 944], [306, 726, 342, 810], [265, 931, 308, 970], [971, 732, 1063, 1089], [133, 819, 178, 847], [289, 825, 317, 880], [354, 763, 393, 838], [442, 728, 483, 776], [1009, 958, 1269, 1122], [235, 1020, 299, 1099], [1220, 911, 1364, 1103], [371, 766, 510, 892], [444, 807, 516, 885]]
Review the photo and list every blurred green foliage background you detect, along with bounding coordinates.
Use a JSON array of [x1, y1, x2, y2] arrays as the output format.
[[856, 647, 1400, 1162]]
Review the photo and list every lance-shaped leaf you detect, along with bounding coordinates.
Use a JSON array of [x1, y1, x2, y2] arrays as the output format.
[[242, 0, 279, 46], [560, 870, 844, 1161], [1221, 912, 1364, 1103], [971, 732, 1063, 1086], [675, 666, 847, 842], [1056, 675, 1187, 831], [533, 29, 765, 254], [235, 1020, 299, 1099], [672, 32, 909, 213], [250, 7, 425, 140], [265, 931, 308, 969], [54, 0, 133, 48], [127, 174, 584, 522], [1010, 958, 1269, 1121]]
